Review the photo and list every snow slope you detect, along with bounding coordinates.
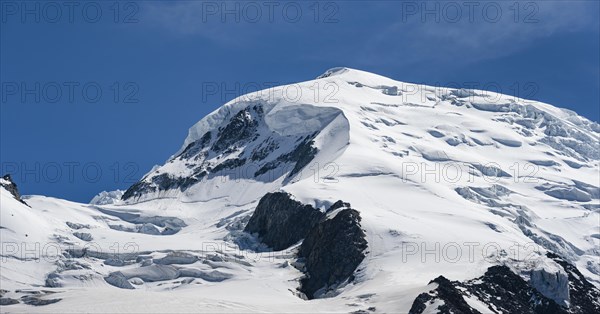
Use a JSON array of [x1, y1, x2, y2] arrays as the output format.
[[1, 68, 598, 313]]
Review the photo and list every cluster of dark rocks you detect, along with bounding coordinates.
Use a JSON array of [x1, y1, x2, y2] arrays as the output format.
[[244, 192, 367, 299], [1, 174, 28, 206], [122, 106, 320, 201], [409, 256, 600, 314]]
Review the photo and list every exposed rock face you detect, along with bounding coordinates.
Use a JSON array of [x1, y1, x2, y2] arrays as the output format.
[[243, 193, 368, 299], [465, 265, 565, 314], [1, 174, 28, 206], [211, 106, 260, 152], [255, 133, 318, 178], [120, 103, 341, 203], [243, 192, 324, 251], [326, 200, 351, 212], [121, 107, 265, 201], [298, 208, 368, 299], [177, 131, 212, 160], [409, 276, 478, 314], [121, 173, 199, 201], [409, 260, 600, 314], [409, 265, 564, 314]]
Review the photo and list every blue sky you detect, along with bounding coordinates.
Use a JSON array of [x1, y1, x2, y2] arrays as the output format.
[[1, 0, 599, 202]]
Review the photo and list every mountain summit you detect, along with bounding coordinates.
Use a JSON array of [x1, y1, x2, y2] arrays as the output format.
[[1, 68, 599, 312]]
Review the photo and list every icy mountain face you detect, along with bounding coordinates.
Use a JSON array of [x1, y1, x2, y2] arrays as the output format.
[[122, 102, 349, 204], [1, 68, 599, 313], [124, 67, 599, 205], [90, 190, 124, 205], [122, 67, 599, 271]]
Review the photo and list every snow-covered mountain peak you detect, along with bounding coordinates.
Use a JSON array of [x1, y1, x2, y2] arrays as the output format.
[[116, 68, 599, 298], [1, 68, 598, 313], [316, 66, 351, 79], [125, 68, 598, 205]]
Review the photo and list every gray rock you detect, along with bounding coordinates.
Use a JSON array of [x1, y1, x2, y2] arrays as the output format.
[[0, 174, 28, 206], [298, 209, 367, 299], [409, 266, 565, 314], [244, 192, 324, 251]]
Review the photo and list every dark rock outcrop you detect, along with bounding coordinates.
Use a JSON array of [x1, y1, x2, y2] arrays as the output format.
[[409, 276, 478, 314], [281, 134, 319, 177], [177, 131, 212, 160], [326, 200, 351, 212], [122, 105, 322, 201], [122, 173, 200, 201], [298, 208, 368, 299], [211, 106, 261, 152], [466, 265, 565, 314], [243, 193, 367, 299], [211, 158, 247, 173], [1, 174, 28, 206], [409, 260, 600, 314], [254, 133, 319, 179], [243, 192, 324, 251]]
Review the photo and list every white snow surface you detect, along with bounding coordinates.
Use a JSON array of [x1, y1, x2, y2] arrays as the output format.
[[1, 68, 599, 313], [90, 190, 124, 205]]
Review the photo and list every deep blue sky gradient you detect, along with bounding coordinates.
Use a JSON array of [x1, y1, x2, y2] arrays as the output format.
[[1, 1, 599, 202]]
